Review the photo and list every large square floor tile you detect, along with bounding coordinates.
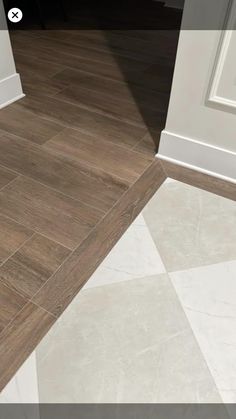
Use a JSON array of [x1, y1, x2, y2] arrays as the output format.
[[143, 181, 236, 271], [170, 260, 236, 403], [84, 214, 165, 289], [36, 274, 221, 403]]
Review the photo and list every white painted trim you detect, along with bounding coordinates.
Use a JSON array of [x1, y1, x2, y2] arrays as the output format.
[[207, 0, 236, 112], [0, 73, 24, 109], [158, 130, 236, 182]]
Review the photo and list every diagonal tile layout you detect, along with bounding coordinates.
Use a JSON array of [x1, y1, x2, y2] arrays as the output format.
[[143, 180, 236, 271], [1, 178, 236, 404], [36, 274, 221, 403], [170, 261, 236, 404], [84, 214, 165, 289]]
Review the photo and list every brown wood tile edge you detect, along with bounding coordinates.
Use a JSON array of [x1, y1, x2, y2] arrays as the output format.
[[32, 159, 166, 316], [0, 302, 56, 391], [161, 160, 236, 202], [0, 159, 165, 391]]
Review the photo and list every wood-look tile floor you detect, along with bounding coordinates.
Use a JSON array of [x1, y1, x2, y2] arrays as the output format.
[[0, 24, 179, 390]]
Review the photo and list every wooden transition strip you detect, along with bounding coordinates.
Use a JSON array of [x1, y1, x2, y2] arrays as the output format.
[[0, 303, 55, 391], [161, 160, 236, 202], [32, 159, 166, 316], [0, 159, 165, 391], [1, 157, 235, 392]]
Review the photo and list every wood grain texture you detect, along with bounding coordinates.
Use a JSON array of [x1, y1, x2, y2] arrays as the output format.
[[0, 133, 127, 212], [53, 67, 169, 113], [133, 132, 161, 157], [162, 160, 236, 202], [11, 36, 148, 84], [44, 128, 153, 183], [14, 94, 147, 149], [0, 176, 102, 250], [0, 165, 18, 190], [0, 25, 179, 391], [0, 106, 64, 145], [54, 84, 165, 128], [32, 159, 166, 316], [0, 283, 27, 333], [0, 214, 33, 264], [0, 234, 70, 299], [0, 302, 55, 391]]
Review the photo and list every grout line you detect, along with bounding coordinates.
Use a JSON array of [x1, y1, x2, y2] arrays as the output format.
[[0, 232, 35, 270], [12, 102, 148, 156], [0, 209, 73, 252], [0, 174, 21, 194], [29, 158, 165, 315], [51, 92, 145, 129], [43, 137, 151, 185], [159, 158, 169, 178], [27, 299, 58, 319], [0, 300, 57, 342], [0, 156, 106, 217]]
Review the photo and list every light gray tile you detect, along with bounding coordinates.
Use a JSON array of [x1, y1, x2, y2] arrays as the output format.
[[143, 180, 236, 271], [170, 260, 236, 403], [85, 214, 165, 289], [36, 274, 221, 403]]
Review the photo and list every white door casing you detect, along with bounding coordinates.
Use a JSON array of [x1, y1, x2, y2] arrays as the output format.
[[158, 0, 236, 182]]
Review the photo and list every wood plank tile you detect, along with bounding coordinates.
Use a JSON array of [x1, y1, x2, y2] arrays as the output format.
[[0, 302, 55, 391], [33, 159, 166, 317], [14, 95, 146, 149], [14, 52, 65, 79], [133, 132, 161, 157], [0, 214, 33, 264], [53, 68, 169, 113], [0, 283, 26, 333], [11, 36, 139, 84], [0, 176, 102, 250], [55, 83, 165, 128], [20, 72, 68, 97], [0, 107, 64, 145], [11, 33, 148, 73], [0, 234, 70, 299], [44, 128, 152, 183], [0, 165, 17, 190], [0, 133, 128, 212], [162, 160, 236, 202], [24, 33, 149, 70], [59, 29, 175, 63]]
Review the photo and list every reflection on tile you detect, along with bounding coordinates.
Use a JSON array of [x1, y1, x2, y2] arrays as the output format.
[[84, 214, 165, 289], [143, 181, 236, 271], [170, 261, 236, 403], [36, 274, 221, 403]]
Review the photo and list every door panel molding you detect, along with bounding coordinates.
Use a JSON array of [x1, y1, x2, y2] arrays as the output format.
[[207, 0, 236, 112]]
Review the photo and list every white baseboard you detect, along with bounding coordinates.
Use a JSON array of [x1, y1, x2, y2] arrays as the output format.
[[0, 73, 25, 109], [157, 130, 236, 183]]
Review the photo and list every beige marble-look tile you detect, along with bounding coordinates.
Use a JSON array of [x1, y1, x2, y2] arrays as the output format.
[[0, 352, 39, 404], [170, 260, 236, 404], [36, 274, 221, 403], [84, 214, 165, 289], [143, 180, 236, 271]]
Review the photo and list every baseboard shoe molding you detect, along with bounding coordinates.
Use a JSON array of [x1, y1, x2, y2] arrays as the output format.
[[156, 156, 236, 202], [0, 73, 25, 109], [158, 130, 236, 183]]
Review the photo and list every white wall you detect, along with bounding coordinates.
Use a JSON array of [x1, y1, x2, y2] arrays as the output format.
[[158, 0, 236, 182], [0, 0, 24, 108]]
